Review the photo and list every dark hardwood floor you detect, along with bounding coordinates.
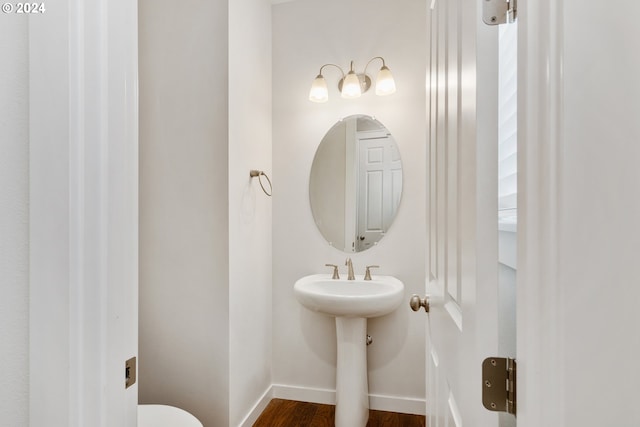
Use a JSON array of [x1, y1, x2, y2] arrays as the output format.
[[253, 398, 426, 427]]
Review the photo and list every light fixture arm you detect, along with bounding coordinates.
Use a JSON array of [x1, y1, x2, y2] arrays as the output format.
[[318, 63, 345, 79], [362, 56, 386, 77]]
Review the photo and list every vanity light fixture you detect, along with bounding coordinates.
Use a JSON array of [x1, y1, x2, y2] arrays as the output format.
[[308, 57, 396, 103]]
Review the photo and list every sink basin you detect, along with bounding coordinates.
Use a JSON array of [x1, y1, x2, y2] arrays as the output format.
[[294, 273, 404, 318]]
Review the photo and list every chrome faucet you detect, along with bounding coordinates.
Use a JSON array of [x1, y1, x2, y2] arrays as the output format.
[[345, 258, 355, 280]]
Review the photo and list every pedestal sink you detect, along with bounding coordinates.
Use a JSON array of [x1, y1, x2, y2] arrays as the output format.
[[293, 274, 404, 427]]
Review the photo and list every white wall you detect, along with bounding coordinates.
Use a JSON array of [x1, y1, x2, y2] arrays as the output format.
[[228, 0, 273, 425], [140, 0, 273, 425], [0, 15, 29, 426], [139, 0, 230, 425], [272, 0, 427, 410]]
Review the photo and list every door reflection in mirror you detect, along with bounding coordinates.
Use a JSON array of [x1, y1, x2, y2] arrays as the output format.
[[309, 115, 403, 253]]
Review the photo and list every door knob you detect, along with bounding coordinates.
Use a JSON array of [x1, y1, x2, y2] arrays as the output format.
[[409, 294, 430, 313]]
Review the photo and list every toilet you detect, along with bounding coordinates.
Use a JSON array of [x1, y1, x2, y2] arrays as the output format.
[[138, 404, 203, 427]]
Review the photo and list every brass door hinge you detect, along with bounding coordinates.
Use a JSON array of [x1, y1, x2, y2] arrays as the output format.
[[483, 0, 517, 25], [482, 357, 516, 415]]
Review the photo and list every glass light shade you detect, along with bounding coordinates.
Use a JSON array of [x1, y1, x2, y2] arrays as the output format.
[[375, 66, 396, 96], [309, 75, 329, 103], [341, 71, 362, 99]]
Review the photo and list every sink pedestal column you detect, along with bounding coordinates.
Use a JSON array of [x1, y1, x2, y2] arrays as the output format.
[[335, 317, 369, 427]]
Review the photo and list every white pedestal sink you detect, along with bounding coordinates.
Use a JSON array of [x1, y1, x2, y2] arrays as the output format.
[[293, 274, 404, 427]]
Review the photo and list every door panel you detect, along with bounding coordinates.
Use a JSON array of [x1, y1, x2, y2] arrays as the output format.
[[426, 0, 500, 425], [29, 0, 138, 425], [445, 0, 460, 304], [356, 132, 402, 251], [517, 1, 640, 425]]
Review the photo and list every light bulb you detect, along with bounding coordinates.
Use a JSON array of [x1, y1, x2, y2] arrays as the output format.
[[341, 71, 362, 99], [309, 74, 328, 103], [375, 65, 396, 96]]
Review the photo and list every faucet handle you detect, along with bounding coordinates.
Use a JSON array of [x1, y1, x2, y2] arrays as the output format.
[[364, 265, 380, 281], [325, 264, 340, 280]]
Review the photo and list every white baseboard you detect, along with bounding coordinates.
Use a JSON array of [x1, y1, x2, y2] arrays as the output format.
[[272, 383, 336, 405], [369, 393, 426, 416], [271, 384, 425, 416], [237, 385, 274, 427], [238, 383, 426, 425]]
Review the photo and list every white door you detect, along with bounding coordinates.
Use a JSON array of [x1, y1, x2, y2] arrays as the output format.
[[427, 0, 640, 425], [356, 131, 402, 251], [425, 0, 501, 425], [516, 0, 640, 426], [29, 1, 139, 426]]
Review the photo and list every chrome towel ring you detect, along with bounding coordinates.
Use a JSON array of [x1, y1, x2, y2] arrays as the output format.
[[249, 170, 272, 196]]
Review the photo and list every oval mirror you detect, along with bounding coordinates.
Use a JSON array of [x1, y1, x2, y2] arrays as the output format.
[[309, 115, 403, 252]]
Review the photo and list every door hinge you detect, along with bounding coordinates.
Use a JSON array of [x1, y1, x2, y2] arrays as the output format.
[[482, 0, 517, 25], [482, 357, 516, 415], [125, 356, 137, 389]]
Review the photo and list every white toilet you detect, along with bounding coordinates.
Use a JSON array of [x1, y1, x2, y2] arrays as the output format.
[[138, 404, 203, 427]]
